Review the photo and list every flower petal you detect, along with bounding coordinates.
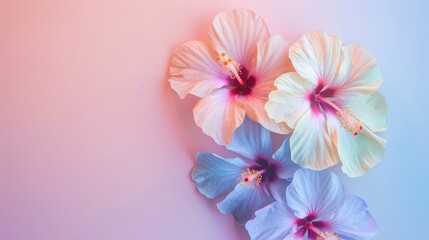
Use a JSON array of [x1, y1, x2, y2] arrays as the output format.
[[290, 110, 339, 170], [253, 35, 293, 84], [336, 126, 386, 177], [169, 41, 228, 98], [286, 169, 345, 219], [266, 72, 313, 129], [209, 9, 270, 68], [193, 88, 246, 145], [345, 92, 388, 132], [266, 178, 291, 203], [245, 202, 297, 240], [217, 184, 274, 225], [244, 94, 292, 135], [336, 44, 383, 97], [226, 117, 272, 160], [289, 31, 342, 85], [330, 197, 378, 239], [272, 137, 300, 180], [248, 35, 294, 134], [191, 153, 248, 199]]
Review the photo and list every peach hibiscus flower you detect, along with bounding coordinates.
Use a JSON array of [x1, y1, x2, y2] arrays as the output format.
[[169, 9, 293, 145]]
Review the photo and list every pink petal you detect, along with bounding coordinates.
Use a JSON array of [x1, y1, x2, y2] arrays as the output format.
[[289, 31, 342, 85], [253, 35, 293, 84], [243, 94, 292, 135], [193, 88, 245, 145], [169, 41, 227, 99], [209, 9, 270, 69]]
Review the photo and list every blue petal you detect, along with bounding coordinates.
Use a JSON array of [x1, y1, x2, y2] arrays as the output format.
[[272, 137, 301, 180], [286, 169, 345, 219], [226, 117, 272, 160], [330, 196, 378, 239], [267, 178, 291, 203], [192, 152, 248, 199], [246, 202, 297, 240], [217, 184, 274, 225]]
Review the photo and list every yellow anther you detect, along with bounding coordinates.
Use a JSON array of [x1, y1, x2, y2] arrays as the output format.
[[215, 52, 245, 86], [336, 109, 362, 136], [316, 232, 341, 240]]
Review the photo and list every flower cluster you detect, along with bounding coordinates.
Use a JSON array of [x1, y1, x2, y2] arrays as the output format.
[[168, 8, 387, 240]]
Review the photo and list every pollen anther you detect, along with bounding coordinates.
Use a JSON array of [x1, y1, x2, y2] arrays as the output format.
[[316, 232, 341, 240], [315, 95, 364, 137], [336, 108, 363, 136], [239, 168, 263, 189], [215, 51, 245, 86]]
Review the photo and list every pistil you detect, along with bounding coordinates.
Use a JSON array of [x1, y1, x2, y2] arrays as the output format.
[[216, 52, 245, 86], [239, 168, 266, 189], [315, 95, 363, 136], [306, 222, 341, 240]]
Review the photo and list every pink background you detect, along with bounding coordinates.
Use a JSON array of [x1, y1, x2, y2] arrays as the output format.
[[1, 0, 427, 239]]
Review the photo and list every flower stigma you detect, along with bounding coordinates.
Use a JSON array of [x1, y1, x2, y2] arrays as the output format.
[[239, 168, 266, 189], [215, 52, 245, 86]]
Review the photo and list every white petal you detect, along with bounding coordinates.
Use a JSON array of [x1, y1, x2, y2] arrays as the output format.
[[253, 35, 293, 83], [289, 31, 342, 85], [209, 9, 270, 68], [266, 72, 313, 129], [336, 126, 386, 177], [290, 111, 339, 170], [169, 41, 227, 98], [193, 88, 245, 145], [336, 44, 383, 97]]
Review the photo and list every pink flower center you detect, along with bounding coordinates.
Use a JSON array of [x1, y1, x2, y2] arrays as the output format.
[[216, 52, 256, 96], [308, 82, 363, 136], [295, 215, 340, 240]]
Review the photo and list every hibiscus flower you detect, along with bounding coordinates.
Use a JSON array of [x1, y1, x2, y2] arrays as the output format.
[[246, 169, 378, 240], [169, 9, 292, 145], [265, 31, 387, 177], [192, 117, 300, 225]]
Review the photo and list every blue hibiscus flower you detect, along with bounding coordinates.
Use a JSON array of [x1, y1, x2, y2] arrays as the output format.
[[246, 168, 378, 239], [192, 117, 300, 225]]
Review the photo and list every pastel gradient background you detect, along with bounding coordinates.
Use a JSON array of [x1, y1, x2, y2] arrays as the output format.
[[0, 0, 428, 239]]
